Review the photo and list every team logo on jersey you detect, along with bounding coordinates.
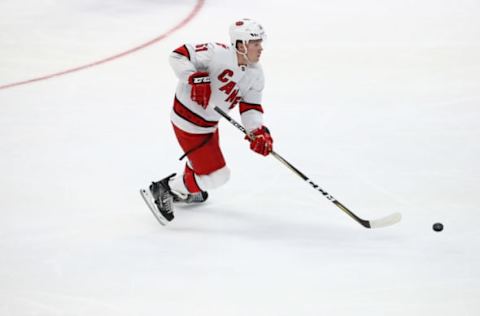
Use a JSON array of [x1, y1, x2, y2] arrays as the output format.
[[218, 69, 241, 109]]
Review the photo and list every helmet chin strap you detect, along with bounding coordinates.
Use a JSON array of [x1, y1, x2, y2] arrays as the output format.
[[234, 41, 251, 65]]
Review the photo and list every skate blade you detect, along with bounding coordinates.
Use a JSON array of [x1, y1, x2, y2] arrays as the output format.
[[139, 188, 169, 226]]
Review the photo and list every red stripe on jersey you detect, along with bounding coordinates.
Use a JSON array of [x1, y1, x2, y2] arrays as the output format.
[[173, 96, 218, 128], [173, 45, 190, 60], [183, 164, 202, 193], [239, 102, 264, 114]]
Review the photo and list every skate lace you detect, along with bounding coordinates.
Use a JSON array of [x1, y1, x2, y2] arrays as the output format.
[[160, 191, 173, 214]]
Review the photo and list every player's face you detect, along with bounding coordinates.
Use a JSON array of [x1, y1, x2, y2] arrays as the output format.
[[246, 40, 263, 63]]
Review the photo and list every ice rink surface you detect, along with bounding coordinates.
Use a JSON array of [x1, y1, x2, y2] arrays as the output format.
[[1, 0, 479, 315]]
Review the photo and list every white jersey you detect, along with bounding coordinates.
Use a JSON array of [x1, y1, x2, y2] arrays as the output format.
[[169, 42, 265, 134]]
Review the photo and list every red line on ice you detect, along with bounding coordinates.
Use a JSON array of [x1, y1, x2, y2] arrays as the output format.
[[0, 0, 205, 90]]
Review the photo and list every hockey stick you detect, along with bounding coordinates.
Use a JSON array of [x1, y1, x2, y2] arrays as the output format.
[[214, 106, 401, 229]]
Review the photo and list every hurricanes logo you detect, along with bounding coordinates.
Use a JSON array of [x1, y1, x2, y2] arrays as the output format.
[[218, 69, 241, 109]]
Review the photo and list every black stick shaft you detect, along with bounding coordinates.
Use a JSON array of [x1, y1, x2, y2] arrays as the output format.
[[214, 106, 371, 228]]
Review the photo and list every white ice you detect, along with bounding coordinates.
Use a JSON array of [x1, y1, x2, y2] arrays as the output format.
[[1, 0, 479, 315]]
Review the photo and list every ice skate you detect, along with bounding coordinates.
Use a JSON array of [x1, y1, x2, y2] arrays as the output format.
[[140, 173, 176, 225]]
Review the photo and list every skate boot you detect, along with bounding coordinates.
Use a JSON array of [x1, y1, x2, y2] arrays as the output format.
[[140, 173, 176, 225], [173, 191, 209, 204]]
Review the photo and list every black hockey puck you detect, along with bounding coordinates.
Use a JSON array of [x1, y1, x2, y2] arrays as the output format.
[[433, 222, 443, 232]]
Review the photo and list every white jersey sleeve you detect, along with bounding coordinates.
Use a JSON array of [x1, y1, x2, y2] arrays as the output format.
[[239, 64, 265, 132], [169, 43, 214, 82]]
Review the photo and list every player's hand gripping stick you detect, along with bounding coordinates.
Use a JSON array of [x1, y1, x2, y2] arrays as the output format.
[[245, 126, 273, 156]]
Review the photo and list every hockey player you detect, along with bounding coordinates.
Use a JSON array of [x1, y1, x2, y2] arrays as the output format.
[[140, 18, 273, 225]]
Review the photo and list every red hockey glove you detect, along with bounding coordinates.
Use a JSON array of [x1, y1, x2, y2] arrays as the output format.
[[245, 126, 273, 156], [188, 72, 211, 109]]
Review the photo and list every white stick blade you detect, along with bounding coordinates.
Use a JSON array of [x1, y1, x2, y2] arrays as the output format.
[[369, 212, 402, 228]]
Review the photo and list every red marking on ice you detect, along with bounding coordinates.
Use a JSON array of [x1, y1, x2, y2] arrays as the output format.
[[0, 0, 205, 90]]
